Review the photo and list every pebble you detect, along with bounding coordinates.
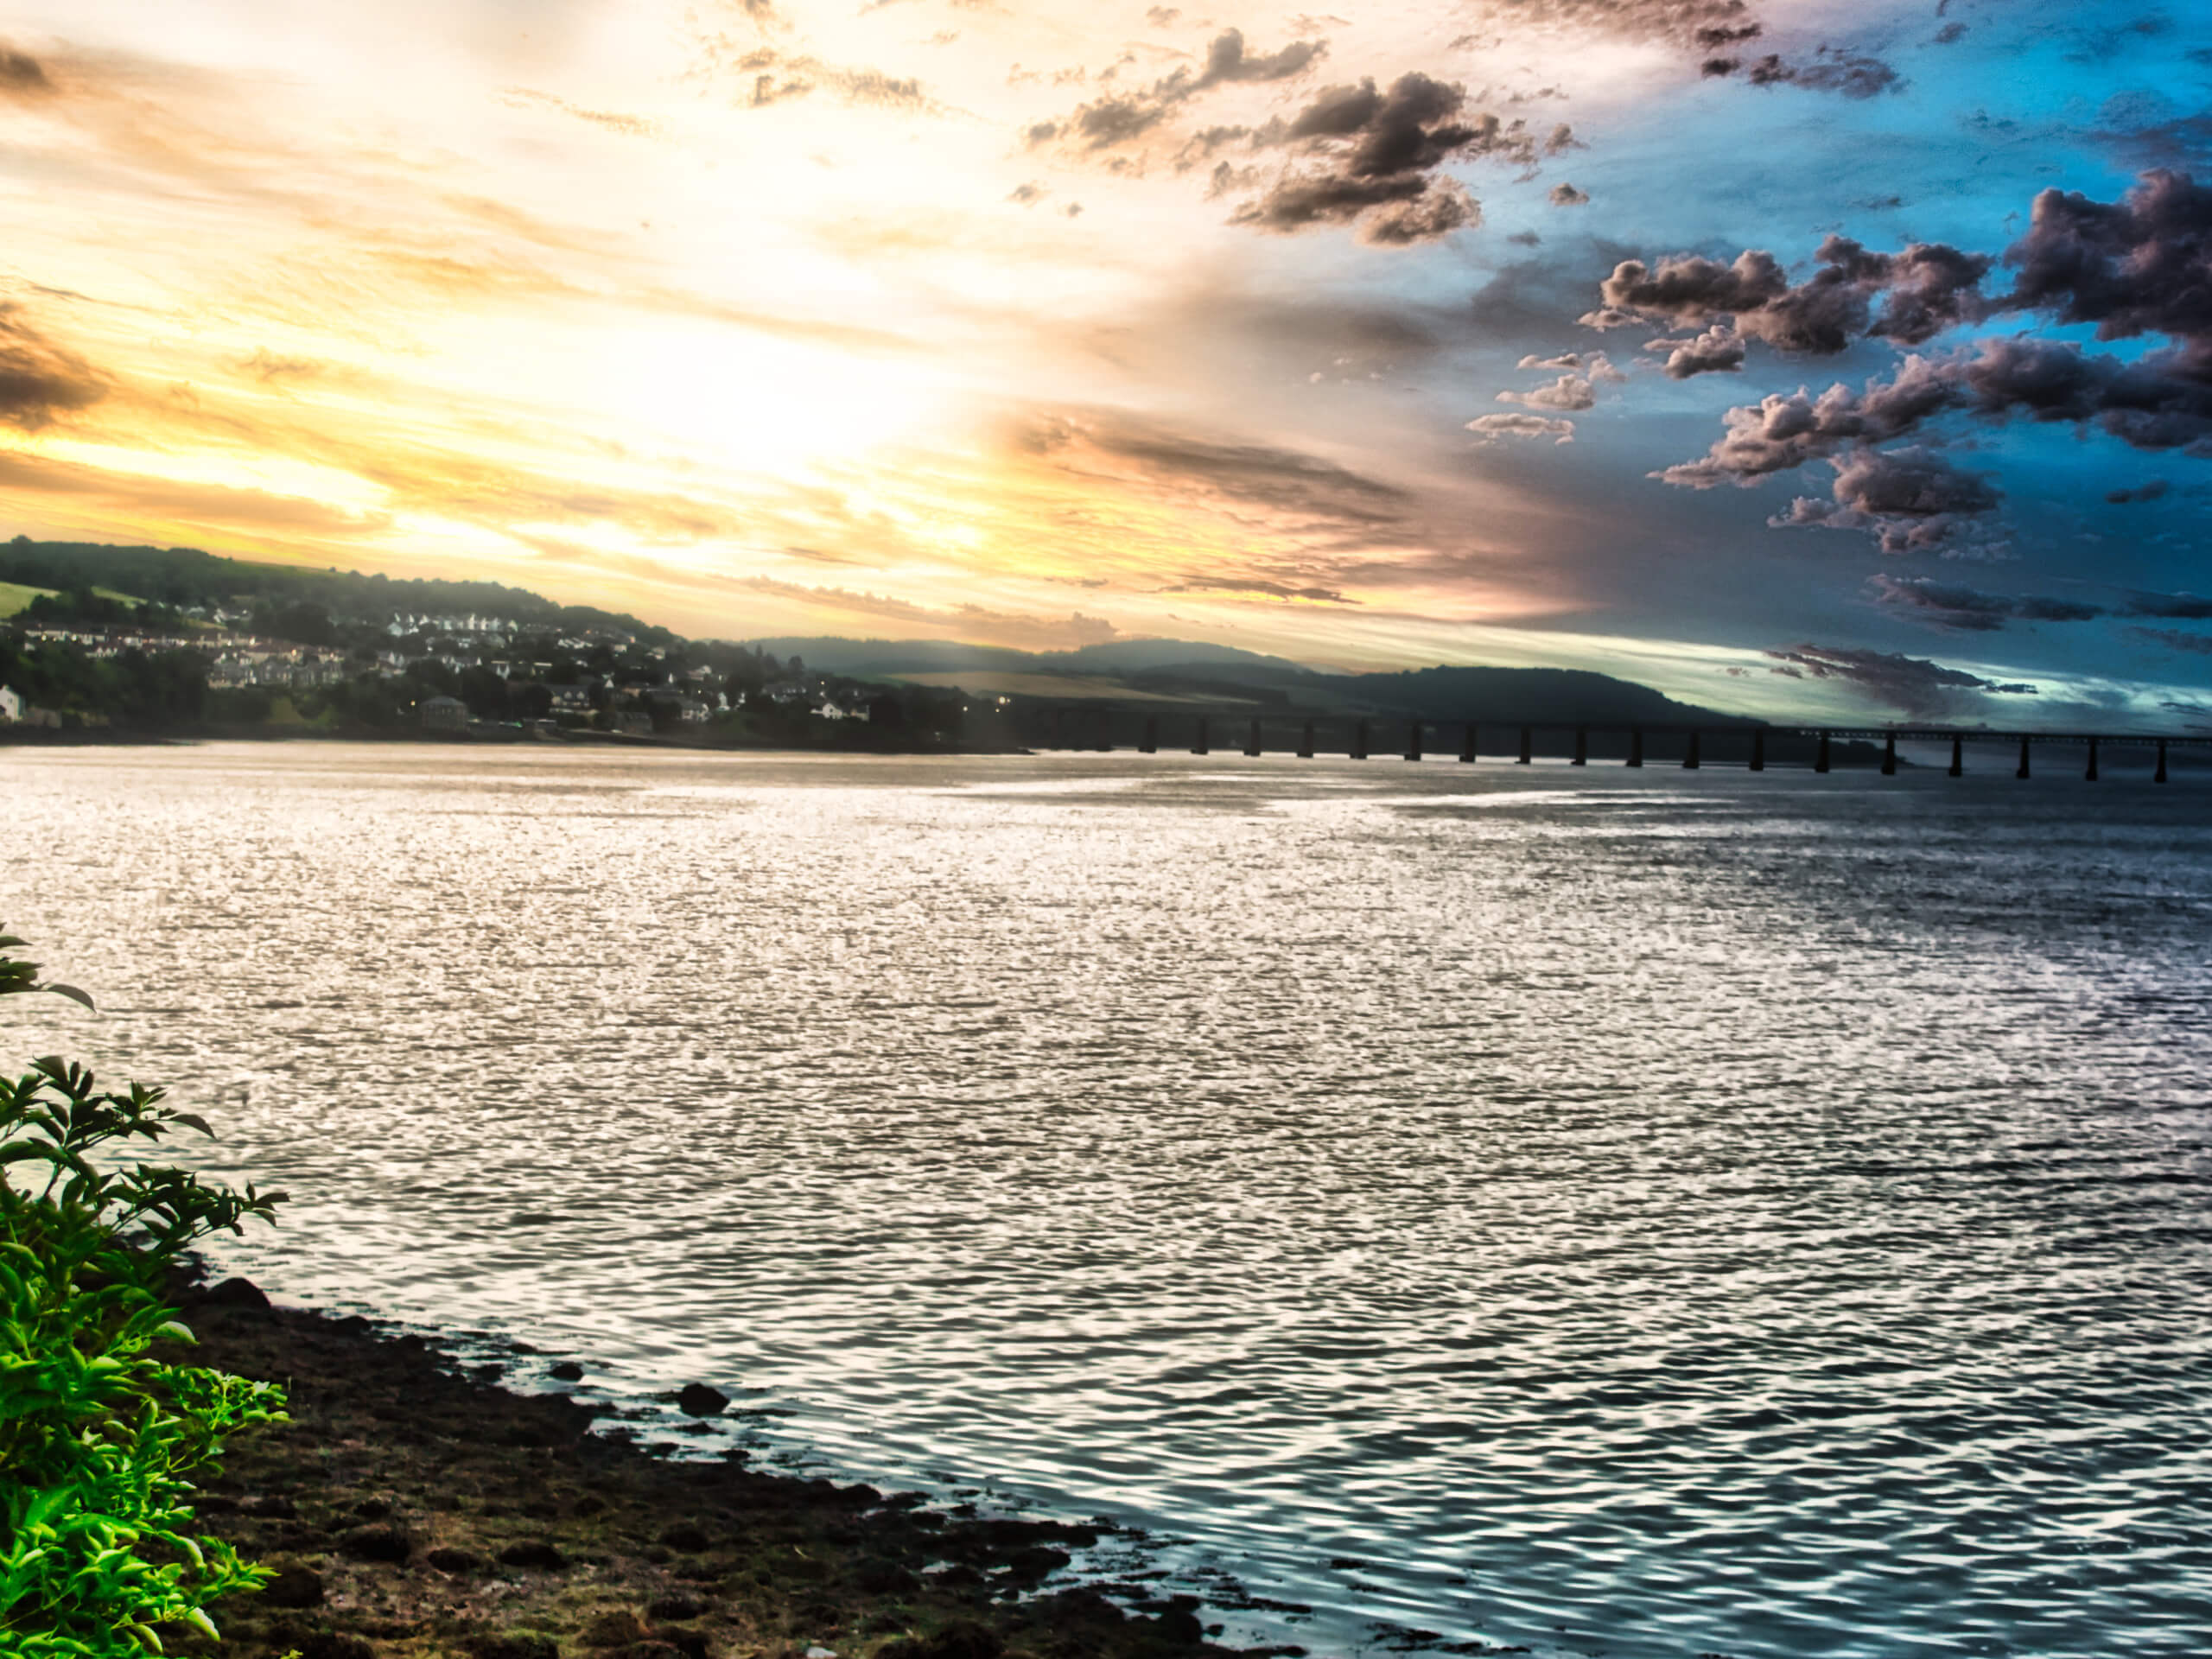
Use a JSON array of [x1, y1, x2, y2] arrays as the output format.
[[674, 1382, 728, 1417]]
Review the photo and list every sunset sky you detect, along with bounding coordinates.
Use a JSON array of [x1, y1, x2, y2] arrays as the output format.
[[3, 0, 2209, 722]]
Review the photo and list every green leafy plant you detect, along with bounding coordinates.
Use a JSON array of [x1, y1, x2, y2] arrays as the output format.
[[1, 930, 288, 1656]]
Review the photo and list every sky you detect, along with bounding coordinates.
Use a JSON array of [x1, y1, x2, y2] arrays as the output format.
[[2, 0, 2210, 724]]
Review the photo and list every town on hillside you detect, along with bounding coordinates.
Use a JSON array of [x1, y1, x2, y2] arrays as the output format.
[[0, 537, 973, 746]]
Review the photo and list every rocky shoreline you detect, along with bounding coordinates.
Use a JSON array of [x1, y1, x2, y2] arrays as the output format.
[[168, 1274, 1294, 1659]]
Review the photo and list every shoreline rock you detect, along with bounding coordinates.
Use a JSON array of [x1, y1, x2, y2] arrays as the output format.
[[166, 1278, 1287, 1659]]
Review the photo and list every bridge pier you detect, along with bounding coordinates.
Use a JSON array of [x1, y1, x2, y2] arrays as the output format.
[[1245, 717, 1262, 758], [2017, 735, 2031, 779], [1628, 729, 1643, 768], [2157, 738, 2169, 784], [1750, 729, 1764, 772], [1459, 721, 1477, 763], [1949, 735, 1963, 778], [1140, 715, 1158, 754], [1192, 715, 1210, 756], [1815, 731, 1830, 773], [1351, 718, 1369, 760], [1682, 728, 1700, 770], [1882, 734, 1897, 776], [1298, 719, 1315, 759], [2085, 736, 2100, 782], [1517, 726, 1532, 765], [1404, 721, 1422, 761], [1573, 728, 1588, 766]]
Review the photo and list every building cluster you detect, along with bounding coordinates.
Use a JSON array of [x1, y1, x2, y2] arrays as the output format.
[[2, 594, 914, 741], [207, 649, 352, 690]]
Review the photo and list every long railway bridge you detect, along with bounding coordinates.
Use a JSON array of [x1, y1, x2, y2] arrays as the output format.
[[1035, 709, 2209, 781]]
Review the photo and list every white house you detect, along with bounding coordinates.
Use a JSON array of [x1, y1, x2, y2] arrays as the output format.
[[0, 685, 20, 723]]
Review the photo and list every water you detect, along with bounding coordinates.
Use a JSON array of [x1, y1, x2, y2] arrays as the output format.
[[5, 742, 2210, 1659]]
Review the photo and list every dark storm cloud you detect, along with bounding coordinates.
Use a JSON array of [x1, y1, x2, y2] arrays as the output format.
[[0, 303, 109, 429], [1050, 42, 1572, 249], [1629, 168, 2212, 555], [1823, 447, 1998, 518], [1661, 333, 2212, 501], [1769, 447, 2001, 553], [1655, 357, 1960, 485], [1868, 575, 2106, 631], [1359, 182, 1480, 245], [1264, 73, 1543, 177], [1549, 182, 1589, 206], [1948, 334, 2212, 451], [2105, 476, 2170, 502], [1053, 28, 1326, 152], [1764, 644, 2037, 715], [1227, 72, 1558, 245], [2002, 168, 2212, 354], [1590, 237, 1992, 354], [1231, 168, 1433, 232], [1190, 28, 1329, 87], [1, 40, 52, 95], [2123, 588, 2212, 619]]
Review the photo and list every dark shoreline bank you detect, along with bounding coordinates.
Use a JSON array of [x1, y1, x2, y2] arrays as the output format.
[[167, 1274, 1375, 1659], [0, 728, 1018, 755]]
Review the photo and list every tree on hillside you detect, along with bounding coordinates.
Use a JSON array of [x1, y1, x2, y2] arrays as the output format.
[[249, 600, 337, 646]]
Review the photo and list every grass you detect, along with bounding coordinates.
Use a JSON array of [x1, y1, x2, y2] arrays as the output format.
[[0, 584, 151, 619], [0, 582, 58, 619]]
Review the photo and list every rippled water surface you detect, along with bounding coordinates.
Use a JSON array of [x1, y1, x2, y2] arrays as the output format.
[[8, 743, 2212, 1659]]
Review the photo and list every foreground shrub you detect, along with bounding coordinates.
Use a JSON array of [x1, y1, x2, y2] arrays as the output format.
[[1, 931, 287, 1656]]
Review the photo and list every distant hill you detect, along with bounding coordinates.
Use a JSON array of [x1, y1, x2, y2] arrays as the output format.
[[0, 538, 676, 645], [744, 636, 1314, 678], [756, 636, 1756, 728], [1332, 665, 1758, 728]]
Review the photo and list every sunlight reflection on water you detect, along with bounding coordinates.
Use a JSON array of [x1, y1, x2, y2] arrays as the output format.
[[6, 744, 2211, 1659]]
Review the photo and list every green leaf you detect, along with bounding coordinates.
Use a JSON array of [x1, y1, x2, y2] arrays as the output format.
[[43, 982, 97, 1011]]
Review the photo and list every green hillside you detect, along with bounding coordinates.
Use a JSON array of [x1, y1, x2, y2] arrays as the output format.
[[0, 581, 58, 619], [0, 537, 675, 645]]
